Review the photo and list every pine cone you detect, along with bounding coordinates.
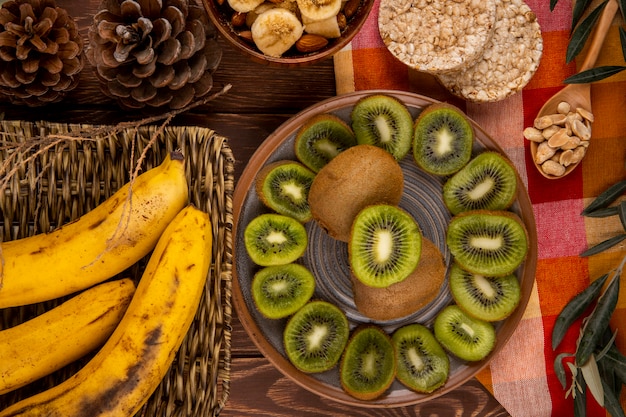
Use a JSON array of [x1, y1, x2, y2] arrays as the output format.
[[0, 0, 84, 106], [87, 0, 222, 110]]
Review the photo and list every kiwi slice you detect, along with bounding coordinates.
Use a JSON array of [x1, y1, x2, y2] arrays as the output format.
[[443, 152, 518, 215], [392, 323, 449, 393], [349, 204, 422, 288], [446, 210, 528, 277], [448, 262, 521, 322], [244, 213, 307, 266], [413, 103, 474, 176], [255, 160, 315, 223], [350, 94, 413, 160], [283, 300, 349, 373], [340, 326, 396, 400], [434, 304, 496, 362], [294, 113, 357, 172], [252, 263, 316, 319]]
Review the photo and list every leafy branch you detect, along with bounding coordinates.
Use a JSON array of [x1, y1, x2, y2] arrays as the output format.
[[552, 0, 626, 83], [552, 178, 626, 416]]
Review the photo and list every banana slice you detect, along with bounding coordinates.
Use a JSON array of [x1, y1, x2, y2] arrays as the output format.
[[251, 8, 304, 57], [228, 0, 265, 13], [303, 15, 341, 38], [297, 0, 341, 21]]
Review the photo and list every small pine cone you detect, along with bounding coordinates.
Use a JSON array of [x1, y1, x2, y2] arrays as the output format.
[[0, 0, 84, 106], [87, 0, 223, 110]]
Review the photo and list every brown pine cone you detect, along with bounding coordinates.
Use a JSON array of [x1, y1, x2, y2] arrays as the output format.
[[0, 0, 84, 106], [87, 0, 223, 110]]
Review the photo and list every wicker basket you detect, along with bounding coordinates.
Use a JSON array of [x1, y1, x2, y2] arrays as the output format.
[[0, 120, 233, 416]]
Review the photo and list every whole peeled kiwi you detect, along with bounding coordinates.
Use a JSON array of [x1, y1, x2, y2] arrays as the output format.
[[307, 144, 404, 242]]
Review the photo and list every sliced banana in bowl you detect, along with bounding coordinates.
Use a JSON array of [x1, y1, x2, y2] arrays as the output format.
[[251, 8, 304, 57]]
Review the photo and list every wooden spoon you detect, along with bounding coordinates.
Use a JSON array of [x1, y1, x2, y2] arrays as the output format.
[[530, 0, 619, 179]]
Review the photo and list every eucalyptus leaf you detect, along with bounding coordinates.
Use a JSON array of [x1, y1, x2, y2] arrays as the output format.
[[580, 354, 605, 407], [555, 353, 574, 389], [572, 0, 596, 31], [583, 206, 619, 218], [564, 65, 626, 83], [601, 345, 626, 384], [551, 0, 559, 11], [580, 233, 626, 257], [602, 378, 626, 417], [567, 0, 608, 63], [581, 179, 626, 215]]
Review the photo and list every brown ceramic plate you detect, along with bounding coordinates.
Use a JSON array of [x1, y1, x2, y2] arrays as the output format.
[[232, 90, 537, 407]]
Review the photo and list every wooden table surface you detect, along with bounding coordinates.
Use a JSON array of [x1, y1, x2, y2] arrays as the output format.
[[0, 1, 511, 416]]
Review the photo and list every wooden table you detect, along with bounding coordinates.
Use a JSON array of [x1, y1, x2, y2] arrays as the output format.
[[0, 1, 511, 415]]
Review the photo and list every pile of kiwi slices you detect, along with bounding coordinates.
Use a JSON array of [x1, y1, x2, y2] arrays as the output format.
[[241, 93, 530, 402]]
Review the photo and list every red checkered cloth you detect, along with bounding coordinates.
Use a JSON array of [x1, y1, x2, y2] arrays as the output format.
[[333, 0, 626, 415]]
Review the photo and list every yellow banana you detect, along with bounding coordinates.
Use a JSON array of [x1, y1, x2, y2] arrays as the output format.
[[0, 151, 188, 308], [0, 205, 212, 417], [0, 279, 136, 396]]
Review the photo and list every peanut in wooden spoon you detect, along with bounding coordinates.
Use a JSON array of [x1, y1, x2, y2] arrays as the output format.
[[529, 0, 619, 179]]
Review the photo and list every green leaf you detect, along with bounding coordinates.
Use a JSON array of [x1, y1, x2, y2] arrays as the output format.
[[552, 273, 610, 349], [619, 201, 626, 230], [580, 354, 604, 407], [551, 0, 560, 11], [581, 179, 626, 215], [620, 0, 626, 21], [621, 26, 626, 61], [564, 65, 626, 83], [567, 0, 608, 64], [602, 378, 626, 417], [576, 274, 621, 366], [583, 206, 619, 218], [574, 372, 587, 417], [555, 353, 574, 388], [572, 0, 595, 30], [580, 233, 626, 257]]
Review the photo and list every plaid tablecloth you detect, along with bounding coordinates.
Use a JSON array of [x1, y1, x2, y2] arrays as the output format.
[[333, 0, 626, 415]]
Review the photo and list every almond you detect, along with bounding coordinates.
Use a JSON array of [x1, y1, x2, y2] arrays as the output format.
[[295, 34, 329, 53], [238, 30, 254, 43], [342, 0, 361, 19], [231, 11, 247, 27]]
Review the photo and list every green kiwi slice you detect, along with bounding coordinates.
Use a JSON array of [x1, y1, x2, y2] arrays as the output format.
[[446, 210, 528, 277], [340, 326, 396, 400], [244, 213, 307, 266], [252, 263, 316, 319], [434, 304, 496, 362], [294, 113, 357, 172], [349, 204, 422, 288], [413, 103, 474, 176], [255, 160, 315, 223], [283, 300, 350, 373], [350, 94, 414, 160], [448, 262, 521, 322], [443, 152, 518, 215], [392, 323, 449, 393]]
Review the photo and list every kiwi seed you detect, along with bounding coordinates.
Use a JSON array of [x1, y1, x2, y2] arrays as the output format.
[[349, 204, 422, 288], [340, 326, 396, 400], [446, 210, 528, 277], [413, 103, 474, 176], [308, 144, 404, 242], [244, 213, 307, 266], [255, 160, 316, 223], [443, 151, 518, 215], [283, 300, 350, 373], [392, 323, 449, 393], [350, 94, 414, 160], [448, 262, 521, 322], [294, 113, 357, 172], [434, 304, 496, 362], [251, 263, 316, 319]]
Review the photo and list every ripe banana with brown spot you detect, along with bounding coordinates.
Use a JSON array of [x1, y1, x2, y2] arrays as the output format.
[[0, 279, 136, 396], [0, 151, 188, 308], [0, 205, 212, 417]]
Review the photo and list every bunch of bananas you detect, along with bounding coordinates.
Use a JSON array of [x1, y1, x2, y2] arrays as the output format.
[[0, 151, 213, 417]]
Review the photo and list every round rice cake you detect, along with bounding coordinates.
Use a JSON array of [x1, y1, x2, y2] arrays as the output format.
[[378, 0, 497, 74], [437, 0, 544, 102]]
